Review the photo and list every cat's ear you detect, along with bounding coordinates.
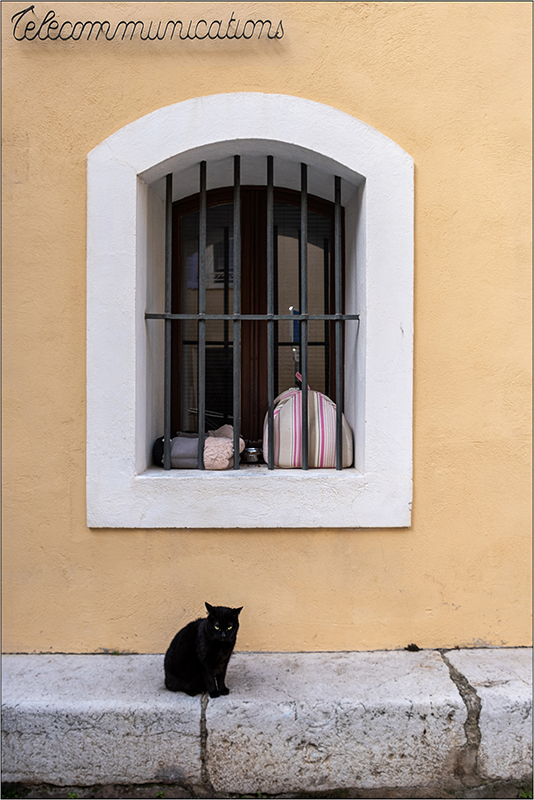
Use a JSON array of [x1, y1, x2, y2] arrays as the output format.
[[234, 607, 243, 616], [205, 602, 214, 614]]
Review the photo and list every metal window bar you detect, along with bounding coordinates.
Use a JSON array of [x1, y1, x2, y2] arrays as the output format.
[[232, 155, 241, 470], [267, 156, 275, 470], [300, 163, 308, 470], [334, 175, 343, 470], [146, 160, 359, 472], [198, 161, 207, 470], [149, 313, 358, 321], [223, 226, 231, 424], [163, 173, 173, 470], [323, 238, 330, 398], [273, 224, 279, 400]]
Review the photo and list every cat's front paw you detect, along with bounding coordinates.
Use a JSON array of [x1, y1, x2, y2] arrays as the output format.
[[209, 689, 221, 698], [219, 686, 230, 695]]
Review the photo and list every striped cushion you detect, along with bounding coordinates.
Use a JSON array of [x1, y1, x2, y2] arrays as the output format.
[[263, 387, 353, 468]]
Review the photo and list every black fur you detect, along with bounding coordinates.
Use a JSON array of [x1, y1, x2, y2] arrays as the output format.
[[164, 603, 242, 698]]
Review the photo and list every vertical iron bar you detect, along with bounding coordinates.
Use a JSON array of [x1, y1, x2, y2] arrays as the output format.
[[274, 224, 279, 400], [233, 156, 241, 469], [223, 226, 230, 424], [324, 237, 330, 398], [335, 175, 343, 470], [163, 173, 173, 470], [267, 156, 275, 470], [297, 236, 302, 385], [198, 161, 207, 469], [300, 163, 308, 470]]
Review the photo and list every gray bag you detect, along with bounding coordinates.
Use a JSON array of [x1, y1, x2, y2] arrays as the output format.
[[153, 432, 199, 469]]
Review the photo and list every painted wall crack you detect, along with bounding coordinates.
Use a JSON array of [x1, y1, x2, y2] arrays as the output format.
[[440, 649, 482, 787]]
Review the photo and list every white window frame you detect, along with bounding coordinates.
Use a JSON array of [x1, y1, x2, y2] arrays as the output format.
[[87, 93, 413, 528]]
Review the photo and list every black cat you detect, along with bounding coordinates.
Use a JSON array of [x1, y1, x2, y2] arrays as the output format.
[[164, 603, 242, 698]]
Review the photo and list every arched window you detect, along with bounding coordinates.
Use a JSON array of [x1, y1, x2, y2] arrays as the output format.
[[87, 94, 413, 528]]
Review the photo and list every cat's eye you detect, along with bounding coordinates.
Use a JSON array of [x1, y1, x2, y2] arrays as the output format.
[[227, 625, 233, 630], [214, 624, 220, 630]]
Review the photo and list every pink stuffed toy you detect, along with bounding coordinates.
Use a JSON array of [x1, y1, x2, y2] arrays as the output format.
[[204, 425, 245, 470]]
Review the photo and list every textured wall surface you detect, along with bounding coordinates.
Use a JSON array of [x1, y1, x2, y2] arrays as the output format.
[[2, 2, 532, 653]]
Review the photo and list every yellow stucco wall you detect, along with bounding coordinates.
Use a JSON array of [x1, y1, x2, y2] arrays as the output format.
[[2, 2, 532, 653]]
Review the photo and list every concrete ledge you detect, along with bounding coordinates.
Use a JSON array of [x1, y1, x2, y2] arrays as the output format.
[[206, 651, 465, 794], [2, 649, 531, 796], [446, 649, 533, 783], [1, 655, 201, 788]]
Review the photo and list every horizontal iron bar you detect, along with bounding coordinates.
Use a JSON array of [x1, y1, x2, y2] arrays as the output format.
[[146, 313, 359, 321], [182, 340, 327, 347], [270, 341, 327, 347]]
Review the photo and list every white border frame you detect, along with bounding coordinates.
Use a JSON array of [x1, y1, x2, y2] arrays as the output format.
[[87, 93, 413, 528]]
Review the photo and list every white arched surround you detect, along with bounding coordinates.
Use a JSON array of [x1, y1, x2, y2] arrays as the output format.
[[87, 93, 413, 528]]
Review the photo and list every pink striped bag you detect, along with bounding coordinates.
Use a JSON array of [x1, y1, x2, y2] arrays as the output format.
[[262, 384, 353, 468]]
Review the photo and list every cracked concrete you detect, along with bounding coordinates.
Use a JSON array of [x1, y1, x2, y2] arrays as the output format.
[[445, 648, 532, 785], [440, 651, 482, 787], [199, 692, 214, 794], [2, 650, 531, 796]]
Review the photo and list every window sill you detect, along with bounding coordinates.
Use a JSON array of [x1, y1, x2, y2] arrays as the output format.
[[140, 464, 364, 478], [86, 467, 411, 529]]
